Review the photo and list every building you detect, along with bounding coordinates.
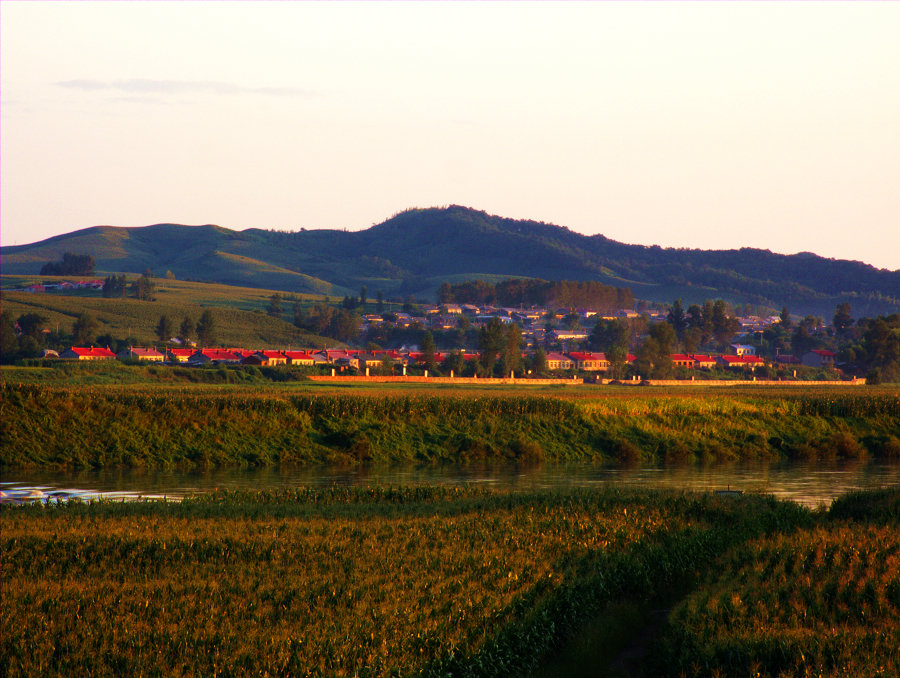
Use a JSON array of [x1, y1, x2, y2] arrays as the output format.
[[567, 352, 609, 371], [60, 346, 117, 361], [116, 347, 165, 362], [545, 352, 574, 370], [802, 349, 836, 369]]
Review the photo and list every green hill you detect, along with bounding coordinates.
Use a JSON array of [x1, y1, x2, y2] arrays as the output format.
[[0, 278, 341, 350], [3, 206, 899, 316]]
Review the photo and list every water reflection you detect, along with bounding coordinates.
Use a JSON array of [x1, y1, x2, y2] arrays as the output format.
[[3, 460, 898, 509]]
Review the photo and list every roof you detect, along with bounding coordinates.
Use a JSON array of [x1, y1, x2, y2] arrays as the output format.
[[257, 350, 286, 359], [567, 352, 606, 361], [719, 355, 764, 364], [193, 349, 242, 361], [810, 349, 837, 357], [120, 347, 164, 357], [69, 346, 116, 358]]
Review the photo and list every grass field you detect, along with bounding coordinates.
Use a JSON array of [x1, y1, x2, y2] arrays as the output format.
[[0, 276, 355, 348], [2, 373, 899, 469], [2, 487, 897, 677]]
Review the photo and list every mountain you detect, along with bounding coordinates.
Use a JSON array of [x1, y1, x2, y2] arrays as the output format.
[[3, 206, 899, 317]]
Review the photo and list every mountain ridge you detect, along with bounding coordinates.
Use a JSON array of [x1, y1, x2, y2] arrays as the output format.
[[3, 205, 898, 317]]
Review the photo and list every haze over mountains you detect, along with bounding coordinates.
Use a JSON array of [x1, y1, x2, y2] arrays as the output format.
[[3, 205, 898, 317]]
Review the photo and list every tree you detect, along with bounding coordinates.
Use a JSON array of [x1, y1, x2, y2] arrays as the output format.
[[445, 350, 466, 377], [359, 286, 367, 309], [711, 300, 740, 348], [267, 293, 283, 318], [16, 313, 47, 339], [478, 317, 506, 375], [780, 307, 792, 328], [197, 309, 216, 347], [179, 316, 195, 345], [634, 322, 676, 378], [667, 299, 687, 340], [156, 315, 174, 343], [421, 331, 438, 374], [40, 252, 95, 276], [376, 290, 384, 314], [1, 311, 18, 361], [103, 274, 127, 298], [833, 303, 854, 335], [133, 273, 155, 301], [530, 346, 547, 377], [327, 309, 359, 343], [437, 282, 453, 305], [791, 316, 821, 356], [500, 323, 523, 377], [72, 312, 99, 346]]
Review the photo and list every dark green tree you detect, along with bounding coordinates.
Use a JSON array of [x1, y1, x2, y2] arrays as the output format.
[[667, 299, 687, 340], [156, 315, 174, 343], [421, 331, 438, 374], [40, 252, 95, 276], [0, 311, 18, 361], [833, 302, 854, 335], [72, 312, 99, 346], [267, 293, 283, 318], [634, 322, 676, 378], [179, 316, 195, 345], [197, 309, 216, 347], [359, 286, 367, 309], [499, 323, 523, 377], [133, 273, 155, 301], [376, 290, 384, 314], [478, 317, 506, 375]]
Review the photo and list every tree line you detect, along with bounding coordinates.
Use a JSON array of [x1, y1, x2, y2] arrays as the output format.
[[438, 279, 633, 312]]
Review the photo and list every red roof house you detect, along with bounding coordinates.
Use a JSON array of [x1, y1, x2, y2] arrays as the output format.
[[60, 346, 117, 361]]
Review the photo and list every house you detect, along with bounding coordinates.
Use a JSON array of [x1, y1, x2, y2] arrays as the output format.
[[282, 350, 315, 366], [254, 350, 287, 366], [567, 351, 609, 371], [670, 354, 695, 369], [60, 346, 117, 361], [776, 354, 800, 365], [165, 348, 194, 363], [545, 352, 574, 371], [718, 355, 764, 370], [730, 344, 757, 356], [117, 347, 165, 362], [551, 330, 589, 343], [188, 349, 242, 365], [691, 355, 718, 369], [802, 349, 836, 368]]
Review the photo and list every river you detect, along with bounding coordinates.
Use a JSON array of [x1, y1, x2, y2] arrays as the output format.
[[2, 459, 899, 508]]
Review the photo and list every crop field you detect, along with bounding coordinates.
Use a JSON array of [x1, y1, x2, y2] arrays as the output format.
[[652, 488, 900, 677], [3, 379, 899, 469], [1, 486, 814, 678], [3, 487, 898, 677]]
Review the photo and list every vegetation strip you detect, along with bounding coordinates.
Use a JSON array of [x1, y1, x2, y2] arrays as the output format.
[[3, 383, 899, 470]]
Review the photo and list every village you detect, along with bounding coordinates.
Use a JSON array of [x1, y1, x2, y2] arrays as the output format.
[[47, 297, 841, 378]]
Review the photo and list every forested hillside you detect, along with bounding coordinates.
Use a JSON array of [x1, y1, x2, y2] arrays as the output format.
[[3, 206, 898, 316]]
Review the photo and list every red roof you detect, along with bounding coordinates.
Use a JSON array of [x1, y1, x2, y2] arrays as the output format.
[[567, 352, 606, 361], [70, 346, 116, 358], [257, 350, 286, 359], [168, 348, 194, 356], [811, 349, 836, 357], [195, 349, 242, 361], [282, 351, 314, 359], [719, 355, 764, 364]]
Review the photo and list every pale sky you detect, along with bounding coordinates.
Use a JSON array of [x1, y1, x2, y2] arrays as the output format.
[[2, 1, 899, 270]]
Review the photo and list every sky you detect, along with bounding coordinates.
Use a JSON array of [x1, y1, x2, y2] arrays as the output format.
[[2, 2, 899, 270]]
